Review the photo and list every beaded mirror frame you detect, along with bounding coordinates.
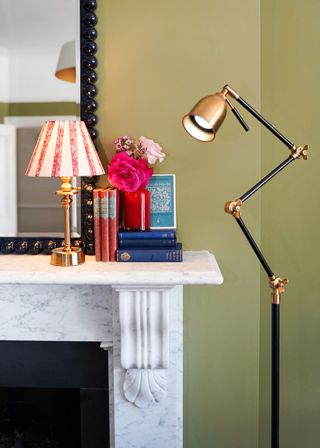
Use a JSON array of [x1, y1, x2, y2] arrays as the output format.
[[0, 0, 98, 255]]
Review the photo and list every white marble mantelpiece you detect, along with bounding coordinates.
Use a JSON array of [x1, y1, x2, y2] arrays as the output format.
[[0, 251, 223, 448], [0, 251, 222, 285]]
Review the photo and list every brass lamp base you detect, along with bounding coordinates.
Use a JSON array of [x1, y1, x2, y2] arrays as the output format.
[[51, 246, 85, 267]]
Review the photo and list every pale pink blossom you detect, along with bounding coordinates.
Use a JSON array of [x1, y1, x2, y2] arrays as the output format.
[[138, 136, 166, 164]]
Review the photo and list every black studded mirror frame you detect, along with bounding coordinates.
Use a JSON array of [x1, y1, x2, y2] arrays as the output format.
[[0, 0, 99, 255]]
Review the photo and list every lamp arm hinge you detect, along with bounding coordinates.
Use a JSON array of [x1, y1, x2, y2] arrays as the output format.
[[290, 144, 309, 160], [269, 275, 289, 305], [222, 84, 240, 100], [224, 199, 242, 218]]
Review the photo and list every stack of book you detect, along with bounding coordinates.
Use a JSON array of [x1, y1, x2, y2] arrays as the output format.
[[93, 187, 120, 261], [116, 229, 183, 262]]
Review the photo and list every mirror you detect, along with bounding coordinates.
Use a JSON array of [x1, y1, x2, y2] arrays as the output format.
[[0, 0, 98, 254]]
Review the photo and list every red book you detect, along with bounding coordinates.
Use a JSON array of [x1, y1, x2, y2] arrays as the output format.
[[108, 188, 119, 262], [101, 189, 110, 262], [93, 188, 103, 261]]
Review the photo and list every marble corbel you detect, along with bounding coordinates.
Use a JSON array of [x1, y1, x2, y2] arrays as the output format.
[[113, 286, 171, 408]]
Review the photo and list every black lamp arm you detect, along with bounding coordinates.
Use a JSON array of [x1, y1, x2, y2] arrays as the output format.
[[240, 155, 295, 202], [225, 97, 250, 132], [225, 153, 297, 279], [236, 216, 274, 277], [224, 198, 275, 278], [236, 96, 294, 150], [222, 86, 308, 303], [224, 85, 294, 150], [224, 148, 301, 280]]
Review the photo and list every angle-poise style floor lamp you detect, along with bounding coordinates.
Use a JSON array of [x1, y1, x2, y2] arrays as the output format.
[[182, 84, 308, 448]]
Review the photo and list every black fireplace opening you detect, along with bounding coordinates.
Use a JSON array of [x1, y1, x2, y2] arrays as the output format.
[[0, 387, 80, 448], [0, 341, 109, 448]]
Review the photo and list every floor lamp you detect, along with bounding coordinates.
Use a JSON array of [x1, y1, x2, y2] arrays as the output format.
[[182, 84, 308, 448]]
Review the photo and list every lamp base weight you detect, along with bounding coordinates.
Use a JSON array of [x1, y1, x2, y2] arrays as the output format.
[[51, 247, 85, 267]]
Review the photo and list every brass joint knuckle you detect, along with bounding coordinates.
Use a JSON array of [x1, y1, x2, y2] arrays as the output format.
[[222, 84, 239, 100], [61, 196, 73, 210], [224, 199, 242, 218], [291, 144, 309, 160], [56, 188, 78, 197], [269, 275, 289, 304]]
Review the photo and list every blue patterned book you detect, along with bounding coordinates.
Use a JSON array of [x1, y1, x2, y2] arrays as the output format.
[[146, 174, 176, 229], [118, 230, 176, 240], [116, 243, 182, 262], [118, 238, 176, 248]]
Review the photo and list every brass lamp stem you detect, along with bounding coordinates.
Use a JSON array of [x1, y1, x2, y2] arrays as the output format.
[[51, 176, 84, 266], [56, 176, 78, 252], [62, 195, 72, 251]]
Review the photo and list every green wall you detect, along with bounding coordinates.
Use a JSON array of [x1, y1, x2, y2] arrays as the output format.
[[0, 102, 78, 123], [260, 1, 320, 447], [96, 1, 261, 446], [0, 103, 9, 123]]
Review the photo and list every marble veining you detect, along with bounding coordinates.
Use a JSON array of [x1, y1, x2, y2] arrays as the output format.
[[0, 284, 112, 342], [0, 251, 223, 285]]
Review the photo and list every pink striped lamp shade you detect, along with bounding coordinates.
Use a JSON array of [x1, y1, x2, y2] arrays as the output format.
[[25, 121, 105, 177]]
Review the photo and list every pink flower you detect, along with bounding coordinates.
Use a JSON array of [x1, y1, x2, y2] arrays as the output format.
[[114, 136, 135, 154], [138, 136, 166, 164], [108, 152, 153, 192]]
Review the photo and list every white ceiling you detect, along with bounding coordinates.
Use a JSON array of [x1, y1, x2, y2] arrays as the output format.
[[0, 0, 77, 49]]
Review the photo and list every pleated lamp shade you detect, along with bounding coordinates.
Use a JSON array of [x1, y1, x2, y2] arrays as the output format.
[[25, 121, 105, 177]]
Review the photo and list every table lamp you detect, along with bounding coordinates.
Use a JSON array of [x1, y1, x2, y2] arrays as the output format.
[[26, 120, 105, 266], [183, 84, 308, 448]]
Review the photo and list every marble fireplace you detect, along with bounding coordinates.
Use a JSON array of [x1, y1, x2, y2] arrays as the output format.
[[0, 251, 223, 447]]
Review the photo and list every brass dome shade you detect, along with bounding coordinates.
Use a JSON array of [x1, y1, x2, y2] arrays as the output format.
[[182, 93, 227, 142]]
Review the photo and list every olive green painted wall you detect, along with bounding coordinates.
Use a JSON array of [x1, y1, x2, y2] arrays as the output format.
[[0, 103, 9, 123], [8, 102, 78, 117], [96, 1, 261, 446], [260, 1, 320, 447], [0, 102, 78, 123]]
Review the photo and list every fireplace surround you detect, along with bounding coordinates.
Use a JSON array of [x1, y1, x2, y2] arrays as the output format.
[[0, 251, 222, 447]]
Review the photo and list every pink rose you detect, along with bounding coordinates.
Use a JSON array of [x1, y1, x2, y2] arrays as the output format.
[[139, 136, 166, 164], [107, 152, 153, 192]]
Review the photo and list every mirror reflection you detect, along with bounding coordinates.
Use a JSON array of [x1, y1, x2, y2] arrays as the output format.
[[0, 0, 80, 237]]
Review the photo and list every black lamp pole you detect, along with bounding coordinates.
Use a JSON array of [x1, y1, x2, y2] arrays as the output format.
[[183, 85, 308, 448]]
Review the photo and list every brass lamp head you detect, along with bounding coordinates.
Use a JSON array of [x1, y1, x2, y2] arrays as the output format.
[[182, 92, 227, 142]]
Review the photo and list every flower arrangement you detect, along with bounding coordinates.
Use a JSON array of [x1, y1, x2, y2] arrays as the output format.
[[107, 136, 166, 192]]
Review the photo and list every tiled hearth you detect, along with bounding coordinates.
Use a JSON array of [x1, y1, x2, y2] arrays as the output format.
[[0, 251, 222, 448]]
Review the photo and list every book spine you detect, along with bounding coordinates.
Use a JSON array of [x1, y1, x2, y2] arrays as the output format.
[[100, 189, 110, 262], [109, 188, 119, 262], [116, 243, 182, 262], [118, 230, 176, 240], [93, 189, 102, 261], [118, 238, 176, 248]]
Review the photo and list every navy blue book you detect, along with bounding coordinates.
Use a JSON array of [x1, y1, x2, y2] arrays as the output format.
[[116, 243, 182, 262], [118, 238, 176, 248], [118, 229, 176, 240]]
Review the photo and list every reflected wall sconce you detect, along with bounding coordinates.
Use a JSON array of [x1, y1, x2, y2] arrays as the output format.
[[55, 40, 76, 83], [183, 84, 308, 448], [25, 121, 105, 266]]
